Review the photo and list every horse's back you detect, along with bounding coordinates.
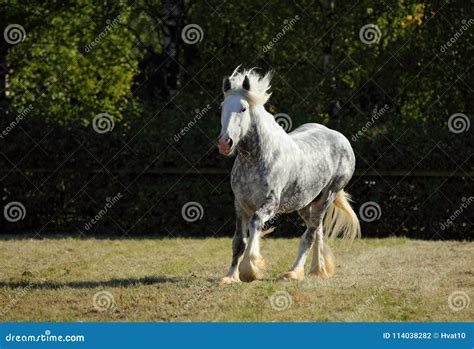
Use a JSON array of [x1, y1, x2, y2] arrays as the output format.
[[289, 122, 356, 186], [289, 123, 352, 153], [289, 122, 327, 135]]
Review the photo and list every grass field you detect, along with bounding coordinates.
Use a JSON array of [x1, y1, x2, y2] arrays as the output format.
[[0, 236, 472, 322]]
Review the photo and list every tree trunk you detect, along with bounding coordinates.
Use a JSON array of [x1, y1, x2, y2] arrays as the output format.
[[322, 0, 340, 120], [0, 43, 8, 110], [161, 0, 183, 96], [0, 8, 8, 110]]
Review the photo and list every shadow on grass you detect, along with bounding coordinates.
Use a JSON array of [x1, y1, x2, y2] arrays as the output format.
[[0, 275, 186, 290], [0, 233, 230, 241]]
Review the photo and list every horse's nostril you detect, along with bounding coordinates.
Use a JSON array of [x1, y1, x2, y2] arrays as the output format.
[[228, 139, 233, 148]]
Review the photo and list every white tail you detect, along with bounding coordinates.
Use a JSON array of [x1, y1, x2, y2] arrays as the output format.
[[323, 190, 361, 240]]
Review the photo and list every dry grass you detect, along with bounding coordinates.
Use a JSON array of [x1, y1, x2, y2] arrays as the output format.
[[0, 236, 472, 321]]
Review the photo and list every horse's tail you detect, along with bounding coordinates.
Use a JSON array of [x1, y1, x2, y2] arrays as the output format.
[[323, 190, 361, 240]]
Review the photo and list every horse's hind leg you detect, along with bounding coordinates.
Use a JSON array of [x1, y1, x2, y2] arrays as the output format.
[[309, 193, 336, 278], [281, 191, 335, 281], [280, 205, 315, 281], [220, 203, 248, 284], [309, 225, 335, 277]]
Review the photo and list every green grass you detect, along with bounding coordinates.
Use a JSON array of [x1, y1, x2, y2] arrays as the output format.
[[0, 236, 472, 321]]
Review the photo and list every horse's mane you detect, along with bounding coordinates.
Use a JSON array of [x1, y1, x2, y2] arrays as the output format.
[[225, 66, 272, 105]]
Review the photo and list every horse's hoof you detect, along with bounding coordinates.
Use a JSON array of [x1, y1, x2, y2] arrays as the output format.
[[239, 255, 265, 282], [219, 276, 240, 284], [279, 270, 304, 281], [309, 264, 334, 278]]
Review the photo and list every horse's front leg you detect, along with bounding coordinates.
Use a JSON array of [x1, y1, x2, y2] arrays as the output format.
[[220, 204, 248, 284], [239, 194, 279, 282]]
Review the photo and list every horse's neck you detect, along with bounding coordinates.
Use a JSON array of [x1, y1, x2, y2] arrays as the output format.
[[237, 105, 291, 162]]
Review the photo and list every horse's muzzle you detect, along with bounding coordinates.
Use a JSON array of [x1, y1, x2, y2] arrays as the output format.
[[217, 137, 233, 155]]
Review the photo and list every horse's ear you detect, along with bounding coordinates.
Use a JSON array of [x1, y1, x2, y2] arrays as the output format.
[[242, 75, 250, 91], [223, 77, 231, 93]]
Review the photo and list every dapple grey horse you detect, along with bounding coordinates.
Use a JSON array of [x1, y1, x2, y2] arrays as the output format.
[[217, 67, 360, 283]]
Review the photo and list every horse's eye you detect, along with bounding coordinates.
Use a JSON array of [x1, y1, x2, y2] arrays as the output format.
[[241, 107, 247, 112]]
